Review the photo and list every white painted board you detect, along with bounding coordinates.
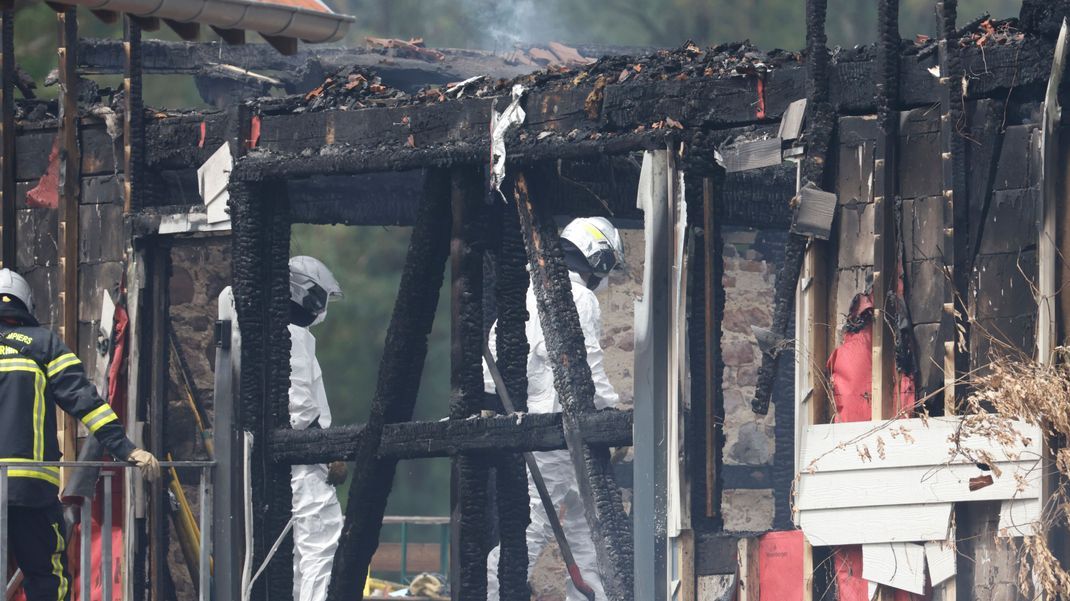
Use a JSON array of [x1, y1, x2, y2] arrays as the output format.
[[799, 503, 952, 546], [801, 417, 1042, 473], [924, 541, 956, 586], [797, 461, 1041, 510], [999, 498, 1042, 537], [862, 542, 927, 595], [198, 142, 233, 224]]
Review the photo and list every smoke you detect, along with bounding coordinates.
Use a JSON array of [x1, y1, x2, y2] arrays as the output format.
[[461, 0, 560, 51]]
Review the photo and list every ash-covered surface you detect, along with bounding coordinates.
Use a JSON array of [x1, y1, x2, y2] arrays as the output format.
[[271, 40, 800, 115], [907, 15, 1025, 58]]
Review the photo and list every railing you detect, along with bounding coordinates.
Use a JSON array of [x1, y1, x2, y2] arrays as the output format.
[[0, 460, 214, 601], [379, 515, 450, 584]]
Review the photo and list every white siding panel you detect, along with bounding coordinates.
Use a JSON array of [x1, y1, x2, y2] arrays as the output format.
[[862, 543, 927, 595], [801, 418, 1042, 473], [799, 503, 952, 546], [998, 498, 1042, 537], [796, 461, 1041, 511]]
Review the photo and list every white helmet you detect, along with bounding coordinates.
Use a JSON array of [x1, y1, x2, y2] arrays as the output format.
[[289, 256, 342, 320], [560, 217, 625, 283], [0, 268, 33, 313]]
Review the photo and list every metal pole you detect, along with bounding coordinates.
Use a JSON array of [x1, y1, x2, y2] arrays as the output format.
[[102, 472, 113, 601], [80, 497, 92, 601], [439, 523, 449, 577], [199, 468, 212, 601], [399, 521, 408, 583], [0, 467, 7, 581]]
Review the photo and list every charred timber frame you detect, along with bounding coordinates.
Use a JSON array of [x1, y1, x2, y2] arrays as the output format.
[[56, 4, 80, 507], [325, 170, 452, 600], [123, 17, 143, 212], [231, 179, 294, 601], [0, 6, 13, 267], [449, 166, 490, 599], [513, 171, 634, 600], [269, 409, 633, 464], [492, 199, 533, 601], [937, 1, 966, 416]]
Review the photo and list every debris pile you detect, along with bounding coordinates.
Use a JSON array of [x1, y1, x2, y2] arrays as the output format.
[[365, 37, 446, 62], [300, 66, 408, 111], [909, 15, 1024, 57]]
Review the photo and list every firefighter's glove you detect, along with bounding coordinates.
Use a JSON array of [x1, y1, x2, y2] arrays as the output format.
[[327, 461, 348, 486], [128, 448, 161, 482]]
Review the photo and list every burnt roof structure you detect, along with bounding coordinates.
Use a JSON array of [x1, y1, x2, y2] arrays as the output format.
[[4, 0, 1070, 600]]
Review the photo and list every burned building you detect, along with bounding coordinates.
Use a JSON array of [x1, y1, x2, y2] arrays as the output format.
[[2, 0, 1070, 600]]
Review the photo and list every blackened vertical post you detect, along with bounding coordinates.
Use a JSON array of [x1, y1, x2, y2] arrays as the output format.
[[937, 1, 962, 416], [123, 16, 143, 213], [0, 7, 15, 267], [936, 6, 962, 601], [449, 166, 489, 600], [325, 170, 452, 600], [872, 0, 900, 423], [751, 0, 834, 416], [493, 201, 532, 601], [148, 242, 170, 601], [513, 171, 634, 601], [700, 177, 724, 523], [56, 2, 80, 506]]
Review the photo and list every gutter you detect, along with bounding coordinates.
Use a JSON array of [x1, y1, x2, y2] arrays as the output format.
[[50, 0, 354, 43]]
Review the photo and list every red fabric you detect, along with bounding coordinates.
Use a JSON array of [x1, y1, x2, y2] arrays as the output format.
[[827, 293, 927, 601], [67, 302, 130, 601], [758, 530, 804, 601], [26, 137, 60, 209]]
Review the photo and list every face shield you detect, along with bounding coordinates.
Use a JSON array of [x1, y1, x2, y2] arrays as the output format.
[[289, 256, 343, 326]]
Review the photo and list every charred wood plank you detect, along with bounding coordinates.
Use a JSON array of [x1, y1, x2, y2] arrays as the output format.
[[449, 165, 490, 600], [268, 409, 634, 464], [513, 170, 633, 601], [326, 169, 452, 601], [1, 8, 13, 266], [751, 0, 835, 416], [123, 17, 143, 212], [492, 200, 532, 601]]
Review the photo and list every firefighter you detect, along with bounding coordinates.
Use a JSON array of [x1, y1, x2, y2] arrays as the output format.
[[0, 268, 158, 601], [485, 217, 626, 601]]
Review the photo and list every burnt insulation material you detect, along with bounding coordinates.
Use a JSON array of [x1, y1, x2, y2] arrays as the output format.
[[231, 180, 294, 600], [494, 199, 532, 600], [752, 0, 835, 415], [450, 166, 491, 599], [513, 170, 633, 601], [325, 170, 452, 600]]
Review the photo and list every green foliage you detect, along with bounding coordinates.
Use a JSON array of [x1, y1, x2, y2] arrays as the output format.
[[291, 224, 453, 516]]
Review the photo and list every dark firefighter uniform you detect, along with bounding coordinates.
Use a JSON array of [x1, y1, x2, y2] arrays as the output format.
[[0, 300, 137, 601]]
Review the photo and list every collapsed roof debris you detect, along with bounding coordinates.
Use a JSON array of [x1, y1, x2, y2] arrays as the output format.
[[299, 67, 408, 111]]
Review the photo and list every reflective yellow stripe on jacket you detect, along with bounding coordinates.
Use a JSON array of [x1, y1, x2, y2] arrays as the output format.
[[46, 352, 80, 378], [0, 358, 47, 463], [0, 457, 60, 486], [81, 403, 119, 433]]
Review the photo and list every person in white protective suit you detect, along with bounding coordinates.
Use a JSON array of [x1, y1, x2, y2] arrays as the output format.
[[485, 217, 625, 601], [287, 256, 348, 601]]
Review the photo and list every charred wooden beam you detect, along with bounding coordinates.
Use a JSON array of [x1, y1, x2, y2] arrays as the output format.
[[325, 170, 452, 601], [513, 170, 633, 601], [123, 17, 143, 212], [1, 8, 14, 267], [269, 409, 633, 464], [231, 179, 294, 601], [871, 0, 900, 422], [492, 198, 532, 601], [449, 165, 490, 600], [751, 0, 835, 416]]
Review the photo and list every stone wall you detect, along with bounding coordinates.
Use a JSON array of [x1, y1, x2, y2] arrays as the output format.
[[165, 236, 232, 600], [719, 226, 787, 533]]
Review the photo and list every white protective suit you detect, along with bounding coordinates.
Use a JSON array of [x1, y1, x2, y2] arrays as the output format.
[[289, 321, 344, 601], [485, 271, 620, 601]]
